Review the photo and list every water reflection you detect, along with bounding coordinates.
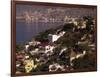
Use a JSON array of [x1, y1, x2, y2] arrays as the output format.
[[16, 20, 63, 43]]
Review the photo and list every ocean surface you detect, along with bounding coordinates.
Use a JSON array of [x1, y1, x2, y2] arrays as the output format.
[[16, 20, 63, 44]]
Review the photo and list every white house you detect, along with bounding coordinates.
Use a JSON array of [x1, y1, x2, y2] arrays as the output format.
[[81, 21, 87, 29], [25, 44, 30, 51], [29, 42, 33, 45], [45, 45, 55, 56], [48, 34, 60, 42], [29, 41, 41, 46], [49, 63, 65, 72], [48, 31, 65, 42], [30, 48, 39, 55]]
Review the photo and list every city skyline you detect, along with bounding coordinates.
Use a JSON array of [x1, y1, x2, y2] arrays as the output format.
[[16, 4, 96, 23]]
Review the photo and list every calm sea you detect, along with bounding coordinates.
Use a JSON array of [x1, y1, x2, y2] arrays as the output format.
[[16, 20, 63, 44]]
